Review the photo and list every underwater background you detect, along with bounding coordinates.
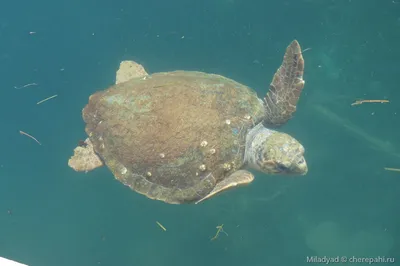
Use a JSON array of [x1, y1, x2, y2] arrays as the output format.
[[0, 0, 399, 265]]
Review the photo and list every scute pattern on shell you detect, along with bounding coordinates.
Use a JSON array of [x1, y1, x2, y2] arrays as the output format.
[[83, 71, 265, 203]]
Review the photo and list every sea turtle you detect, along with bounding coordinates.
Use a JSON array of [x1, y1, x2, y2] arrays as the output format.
[[68, 40, 307, 204]]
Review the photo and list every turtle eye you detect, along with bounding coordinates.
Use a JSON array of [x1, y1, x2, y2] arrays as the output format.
[[277, 163, 288, 172]]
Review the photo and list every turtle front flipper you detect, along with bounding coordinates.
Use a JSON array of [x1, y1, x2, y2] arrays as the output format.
[[68, 138, 104, 172], [195, 170, 254, 204], [115, 60, 149, 84], [263, 40, 305, 127]]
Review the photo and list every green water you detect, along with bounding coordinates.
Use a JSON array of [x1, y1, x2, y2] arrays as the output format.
[[0, 0, 398, 265]]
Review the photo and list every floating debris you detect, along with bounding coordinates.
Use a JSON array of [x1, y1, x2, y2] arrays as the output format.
[[351, 99, 389, 106], [156, 221, 167, 231], [19, 130, 41, 145], [14, 83, 38, 89], [37, 94, 58, 105], [384, 167, 400, 172], [211, 224, 228, 241]]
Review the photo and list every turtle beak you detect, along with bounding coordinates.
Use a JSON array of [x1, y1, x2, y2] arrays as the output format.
[[294, 156, 308, 175]]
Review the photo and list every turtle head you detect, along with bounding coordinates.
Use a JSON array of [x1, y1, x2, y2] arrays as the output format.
[[246, 127, 307, 175]]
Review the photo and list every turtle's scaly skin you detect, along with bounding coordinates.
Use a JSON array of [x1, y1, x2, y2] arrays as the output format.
[[83, 71, 265, 203]]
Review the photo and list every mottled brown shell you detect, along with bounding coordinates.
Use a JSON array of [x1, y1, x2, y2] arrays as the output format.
[[83, 71, 265, 203]]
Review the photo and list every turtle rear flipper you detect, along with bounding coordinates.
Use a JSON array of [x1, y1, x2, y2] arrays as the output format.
[[68, 138, 103, 172], [263, 40, 305, 127], [195, 170, 254, 204]]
